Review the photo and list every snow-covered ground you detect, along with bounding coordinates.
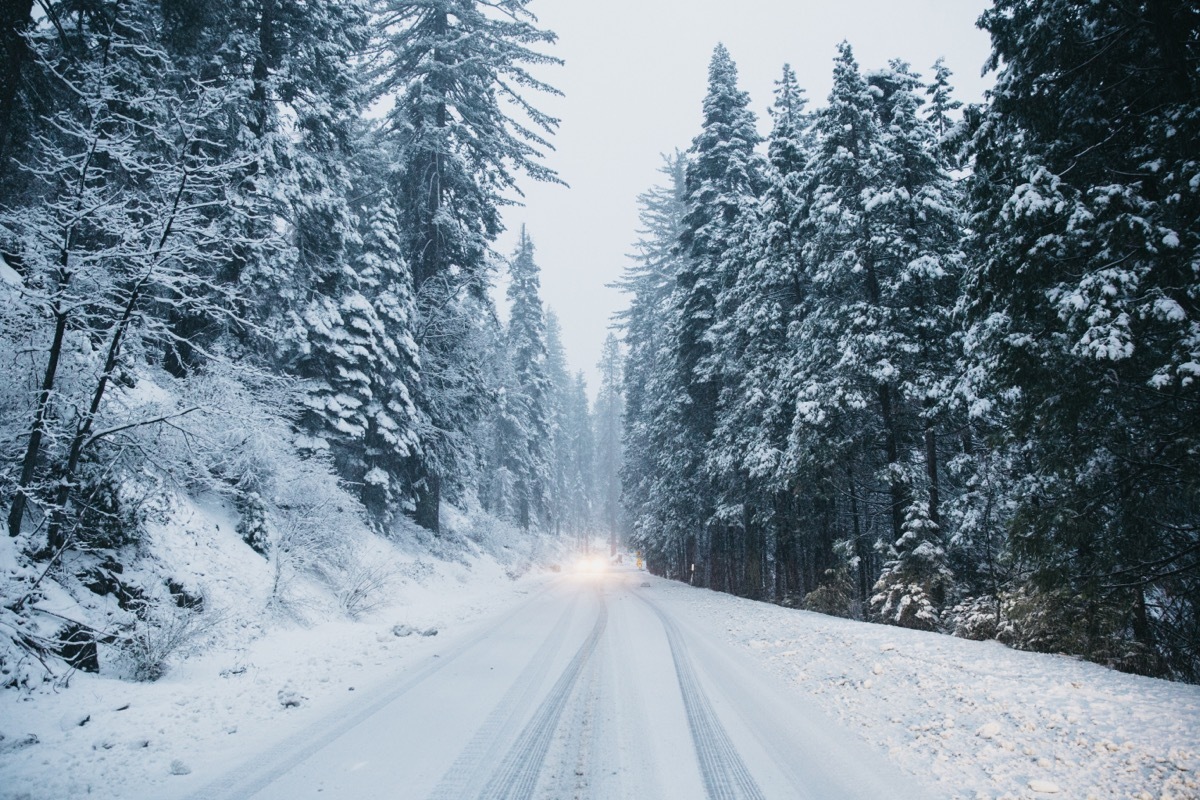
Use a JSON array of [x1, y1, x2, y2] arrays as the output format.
[[0, 554, 554, 800], [649, 579, 1200, 800], [2, 561, 1197, 800], [0, 489, 562, 800]]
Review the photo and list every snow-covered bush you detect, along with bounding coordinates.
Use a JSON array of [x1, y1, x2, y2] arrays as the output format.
[[993, 585, 1158, 675], [334, 552, 398, 619], [172, 364, 301, 497], [70, 462, 148, 550], [116, 601, 219, 682], [948, 594, 1002, 641], [870, 504, 954, 631], [802, 567, 858, 619], [236, 491, 270, 556], [266, 458, 371, 609], [946, 586, 1161, 677]]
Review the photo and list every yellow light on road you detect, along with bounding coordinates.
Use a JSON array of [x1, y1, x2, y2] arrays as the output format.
[[574, 555, 607, 573]]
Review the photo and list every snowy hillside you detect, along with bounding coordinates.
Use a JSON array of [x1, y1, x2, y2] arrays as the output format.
[[0, 501, 562, 799]]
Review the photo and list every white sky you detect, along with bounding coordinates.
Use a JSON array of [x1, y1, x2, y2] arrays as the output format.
[[496, 0, 996, 396]]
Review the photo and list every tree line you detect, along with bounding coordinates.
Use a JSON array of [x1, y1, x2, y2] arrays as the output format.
[[0, 0, 624, 673], [618, 1, 1199, 682]]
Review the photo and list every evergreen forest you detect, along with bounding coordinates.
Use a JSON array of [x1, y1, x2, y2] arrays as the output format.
[[1, 0, 1198, 685], [619, 6, 1200, 682]]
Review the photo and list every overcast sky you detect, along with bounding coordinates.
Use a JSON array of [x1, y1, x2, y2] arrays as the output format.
[[496, 0, 996, 397]]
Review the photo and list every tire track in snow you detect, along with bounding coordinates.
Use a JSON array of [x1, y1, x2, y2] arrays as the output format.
[[539, 623, 604, 800], [184, 580, 566, 800], [637, 592, 765, 800], [427, 593, 580, 800], [476, 591, 609, 800]]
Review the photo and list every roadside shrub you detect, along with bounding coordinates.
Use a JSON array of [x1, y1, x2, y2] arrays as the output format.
[[236, 491, 270, 556], [334, 553, 397, 619], [949, 594, 1002, 641], [870, 505, 954, 632], [117, 602, 217, 681], [802, 567, 857, 619]]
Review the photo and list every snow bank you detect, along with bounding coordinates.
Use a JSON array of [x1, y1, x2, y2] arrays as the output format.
[[0, 515, 558, 800], [650, 579, 1200, 800]]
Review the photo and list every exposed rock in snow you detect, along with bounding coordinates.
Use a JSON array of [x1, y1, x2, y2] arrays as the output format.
[[977, 721, 1001, 739], [1029, 779, 1060, 793], [391, 623, 438, 638], [0, 734, 38, 755], [58, 714, 90, 731]]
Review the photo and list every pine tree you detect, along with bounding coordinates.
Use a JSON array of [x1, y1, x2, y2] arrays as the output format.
[[964, 0, 1200, 677], [563, 371, 595, 541], [332, 168, 423, 527], [543, 311, 571, 533], [674, 44, 765, 589], [708, 63, 814, 601], [154, 0, 373, 376], [617, 153, 692, 578], [786, 42, 906, 579], [924, 57, 963, 149], [594, 334, 625, 555], [373, 0, 563, 532], [503, 228, 552, 529], [779, 47, 966, 625]]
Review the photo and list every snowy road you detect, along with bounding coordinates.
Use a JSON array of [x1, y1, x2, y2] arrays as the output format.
[[183, 567, 929, 800]]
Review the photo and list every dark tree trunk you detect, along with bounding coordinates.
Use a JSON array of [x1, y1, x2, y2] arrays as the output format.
[[877, 383, 908, 543], [924, 422, 941, 529], [414, 472, 441, 534], [7, 304, 69, 537], [45, 275, 148, 551], [250, 0, 280, 139], [846, 465, 870, 602]]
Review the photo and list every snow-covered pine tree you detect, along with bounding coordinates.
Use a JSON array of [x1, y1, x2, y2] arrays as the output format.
[[160, 0, 404, 539], [373, 0, 563, 532], [785, 42, 905, 604], [594, 334, 625, 556], [963, 0, 1200, 677], [782, 47, 966, 627], [503, 228, 553, 529], [333, 162, 423, 527], [543, 311, 571, 534], [478, 335, 523, 523], [708, 63, 814, 602], [154, 0, 373, 378], [859, 59, 964, 626], [674, 44, 765, 590], [617, 153, 693, 578], [924, 57, 964, 158], [562, 371, 595, 543], [543, 313, 596, 539]]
